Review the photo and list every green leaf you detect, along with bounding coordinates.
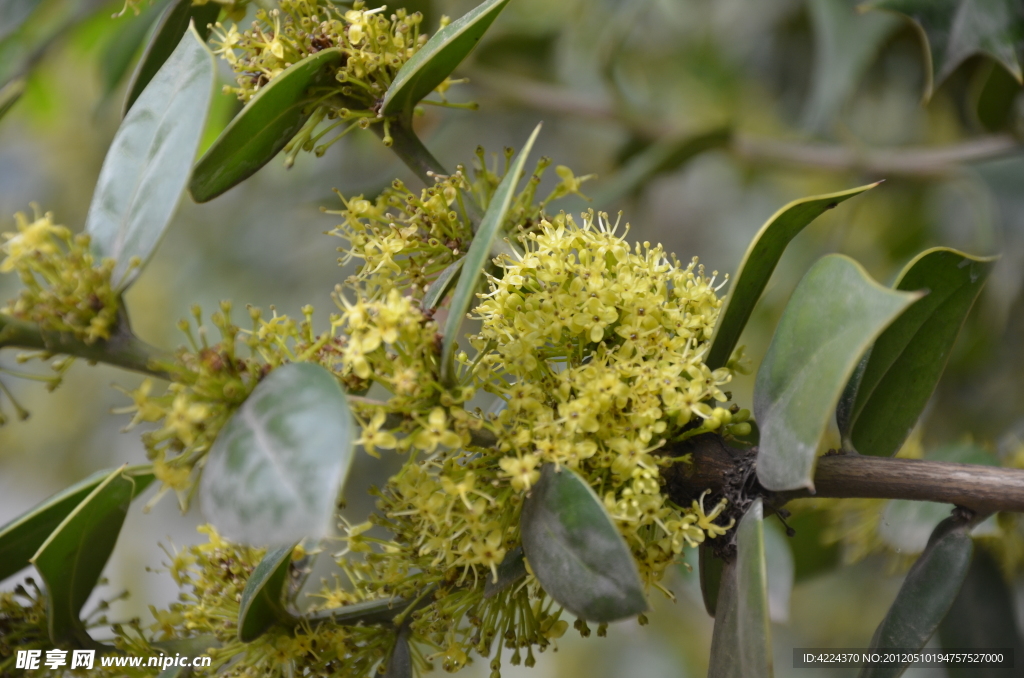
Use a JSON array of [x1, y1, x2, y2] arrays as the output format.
[[589, 127, 732, 209], [705, 183, 880, 371], [839, 248, 995, 457], [85, 23, 215, 290], [864, 0, 1024, 101], [707, 500, 773, 678], [803, 0, 900, 132], [0, 466, 153, 582], [200, 362, 355, 546], [440, 122, 541, 386], [974, 60, 1023, 132], [383, 627, 412, 678], [754, 255, 919, 491], [123, 0, 220, 115], [483, 545, 527, 598], [861, 518, 974, 678], [238, 544, 298, 641], [424, 257, 465, 310], [938, 548, 1024, 678], [98, 2, 165, 99], [699, 543, 726, 617], [31, 468, 143, 647], [0, 77, 24, 121], [312, 597, 412, 627], [520, 463, 647, 623], [877, 500, 952, 553], [189, 48, 343, 203], [380, 0, 511, 117], [763, 519, 794, 623]]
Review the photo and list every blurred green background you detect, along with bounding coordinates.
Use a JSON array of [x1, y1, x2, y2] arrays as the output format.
[[2, 0, 1024, 675]]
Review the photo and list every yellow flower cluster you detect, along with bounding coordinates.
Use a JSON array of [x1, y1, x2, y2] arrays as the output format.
[[330, 151, 593, 301], [211, 0, 436, 158], [112, 526, 395, 678], [0, 209, 122, 344], [464, 212, 744, 586], [0, 579, 49, 674]]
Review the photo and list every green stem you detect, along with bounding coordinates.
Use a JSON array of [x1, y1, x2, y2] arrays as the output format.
[[376, 117, 450, 185], [0, 314, 172, 380]]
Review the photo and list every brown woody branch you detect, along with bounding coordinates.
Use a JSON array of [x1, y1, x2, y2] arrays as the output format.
[[665, 434, 1024, 515]]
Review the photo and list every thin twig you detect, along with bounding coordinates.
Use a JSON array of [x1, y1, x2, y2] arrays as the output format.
[[468, 67, 1022, 177]]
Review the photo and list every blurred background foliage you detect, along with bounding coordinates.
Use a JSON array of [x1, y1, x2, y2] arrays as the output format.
[[2, 0, 1024, 675]]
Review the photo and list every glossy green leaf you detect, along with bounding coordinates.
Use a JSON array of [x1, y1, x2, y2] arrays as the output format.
[[383, 627, 412, 678], [878, 500, 952, 553], [440, 123, 541, 386], [839, 248, 995, 457], [520, 463, 647, 623], [0, 466, 153, 582], [189, 48, 343, 203], [31, 468, 144, 647], [200, 362, 355, 546], [755, 255, 918, 491], [763, 519, 794, 623], [484, 545, 527, 598], [861, 518, 974, 678], [803, 0, 899, 132], [974, 60, 1023, 132], [380, 0, 511, 117], [708, 500, 773, 678], [424, 257, 465, 310], [85, 23, 215, 290], [0, 77, 24, 121], [699, 543, 726, 617], [864, 0, 1024, 100], [938, 548, 1023, 678], [589, 127, 731, 209], [238, 544, 297, 641], [99, 2, 165, 99], [123, 0, 220, 115], [706, 183, 879, 371]]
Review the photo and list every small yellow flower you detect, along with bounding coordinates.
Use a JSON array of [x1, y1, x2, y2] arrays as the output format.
[[499, 453, 540, 491], [693, 490, 735, 538]]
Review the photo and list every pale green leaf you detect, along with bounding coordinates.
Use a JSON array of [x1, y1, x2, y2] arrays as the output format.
[[520, 463, 647, 623], [706, 183, 880, 371], [85, 23, 215, 289], [200, 363, 355, 546], [440, 122, 541, 386], [755, 254, 918, 491], [380, 0, 511, 117], [708, 500, 773, 678], [861, 518, 974, 678]]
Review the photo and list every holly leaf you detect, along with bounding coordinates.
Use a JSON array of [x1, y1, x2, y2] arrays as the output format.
[[31, 468, 147, 648], [707, 500, 773, 678], [705, 183, 880, 371], [237, 544, 298, 641], [804, 0, 900, 132], [383, 627, 413, 678], [699, 543, 726, 617], [838, 248, 995, 457], [85, 23, 215, 290], [380, 0, 511, 118], [520, 464, 648, 623], [863, 0, 1024, 100], [200, 362, 355, 546], [0, 466, 153, 582], [440, 122, 541, 386], [938, 548, 1024, 678], [123, 0, 220, 115], [862, 517, 974, 678], [189, 48, 344, 203], [754, 255, 918, 491]]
